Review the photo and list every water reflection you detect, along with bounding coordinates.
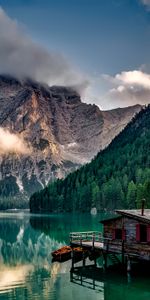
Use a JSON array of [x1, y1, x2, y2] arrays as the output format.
[[70, 266, 150, 300], [0, 212, 149, 300], [30, 213, 103, 243], [0, 213, 65, 300], [0, 265, 33, 291]]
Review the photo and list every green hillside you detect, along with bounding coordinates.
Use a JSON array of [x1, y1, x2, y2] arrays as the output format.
[[30, 105, 150, 213]]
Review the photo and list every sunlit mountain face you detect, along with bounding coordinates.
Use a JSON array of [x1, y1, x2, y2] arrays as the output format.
[[0, 75, 141, 209]]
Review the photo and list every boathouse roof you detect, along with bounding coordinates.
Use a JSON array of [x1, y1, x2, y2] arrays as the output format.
[[100, 215, 121, 224], [117, 209, 150, 224], [101, 209, 150, 224]]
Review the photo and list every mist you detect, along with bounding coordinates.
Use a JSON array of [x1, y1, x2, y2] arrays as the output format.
[[0, 127, 30, 155]]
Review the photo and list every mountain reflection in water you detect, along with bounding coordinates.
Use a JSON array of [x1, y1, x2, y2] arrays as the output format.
[[0, 212, 149, 300]]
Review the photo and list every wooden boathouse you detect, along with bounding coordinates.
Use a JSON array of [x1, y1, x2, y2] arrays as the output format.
[[70, 207, 150, 270]]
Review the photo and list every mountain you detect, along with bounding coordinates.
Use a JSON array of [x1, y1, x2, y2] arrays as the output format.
[[30, 105, 150, 213], [0, 75, 141, 207]]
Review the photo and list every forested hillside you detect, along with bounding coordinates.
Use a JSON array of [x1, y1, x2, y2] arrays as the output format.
[[30, 105, 150, 213]]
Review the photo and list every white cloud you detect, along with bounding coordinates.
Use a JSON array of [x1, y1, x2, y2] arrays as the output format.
[[102, 69, 150, 108], [140, 0, 150, 8], [0, 7, 148, 111], [0, 127, 30, 155], [0, 7, 88, 91], [115, 70, 150, 89]]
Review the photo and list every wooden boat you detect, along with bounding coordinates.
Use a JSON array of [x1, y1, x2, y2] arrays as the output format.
[[73, 247, 89, 263], [52, 246, 72, 262], [51, 246, 89, 262]]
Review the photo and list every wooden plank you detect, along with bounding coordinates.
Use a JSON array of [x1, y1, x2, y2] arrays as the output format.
[[71, 241, 104, 250]]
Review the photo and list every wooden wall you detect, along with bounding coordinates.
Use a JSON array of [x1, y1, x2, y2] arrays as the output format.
[[103, 217, 150, 260]]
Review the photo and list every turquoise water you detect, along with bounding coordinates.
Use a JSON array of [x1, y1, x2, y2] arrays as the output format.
[[0, 212, 149, 300]]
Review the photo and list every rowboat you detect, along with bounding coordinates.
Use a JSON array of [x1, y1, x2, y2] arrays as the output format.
[[52, 246, 72, 262], [51, 246, 88, 262]]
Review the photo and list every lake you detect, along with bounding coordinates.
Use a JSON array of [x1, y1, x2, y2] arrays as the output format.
[[0, 212, 150, 300]]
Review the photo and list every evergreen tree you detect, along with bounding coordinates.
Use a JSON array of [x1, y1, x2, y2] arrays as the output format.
[[127, 181, 137, 209], [29, 105, 150, 213]]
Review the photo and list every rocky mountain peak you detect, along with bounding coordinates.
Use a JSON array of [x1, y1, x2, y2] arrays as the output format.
[[0, 74, 142, 205]]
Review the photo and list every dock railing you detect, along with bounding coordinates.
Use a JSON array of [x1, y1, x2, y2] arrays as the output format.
[[70, 231, 105, 248], [70, 231, 124, 253]]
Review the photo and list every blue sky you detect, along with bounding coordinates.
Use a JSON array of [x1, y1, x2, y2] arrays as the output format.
[[0, 0, 150, 109]]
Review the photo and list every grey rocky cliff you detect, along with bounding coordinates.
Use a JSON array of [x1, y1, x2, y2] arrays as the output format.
[[0, 75, 141, 203]]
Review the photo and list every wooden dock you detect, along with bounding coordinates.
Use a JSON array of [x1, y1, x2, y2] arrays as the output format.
[[69, 231, 126, 270], [70, 231, 124, 254], [68, 208, 150, 273], [52, 228, 147, 272], [70, 231, 104, 250], [51, 229, 146, 274], [69, 229, 150, 272]]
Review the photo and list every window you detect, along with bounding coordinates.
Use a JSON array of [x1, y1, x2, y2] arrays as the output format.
[[136, 224, 150, 243], [140, 224, 147, 242], [115, 229, 122, 240], [112, 228, 126, 240]]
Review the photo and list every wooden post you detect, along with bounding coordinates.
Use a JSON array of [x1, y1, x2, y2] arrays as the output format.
[[83, 251, 86, 268], [127, 256, 131, 273], [103, 253, 108, 270], [71, 250, 74, 269], [85, 233, 87, 240], [70, 234, 72, 244], [122, 240, 125, 265], [94, 256, 97, 267], [141, 198, 146, 216], [70, 270, 73, 282], [103, 240, 109, 270], [92, 233, 95, 249], [80, 234, 82, 246], [99, 232, 101, 242], [106, 239, 109, 253]]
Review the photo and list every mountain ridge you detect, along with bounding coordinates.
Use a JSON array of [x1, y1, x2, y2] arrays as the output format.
[[0, 74, 141, 207]]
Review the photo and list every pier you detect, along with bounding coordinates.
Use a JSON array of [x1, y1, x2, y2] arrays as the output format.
[[69, 209, 150, 272], [70, 230, 124, 255], [70, 231, 104, 250], [52, 209, 150, 273], [69, 230, 125, 269]]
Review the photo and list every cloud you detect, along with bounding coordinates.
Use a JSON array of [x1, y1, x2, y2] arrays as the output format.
[[102, 70, 150, 108], [140, 0, 150, 8], [0, 7, 148, 111], [0, 7, 88, 91], [115, 70, 150, 89], [0, 127, 30, 155]]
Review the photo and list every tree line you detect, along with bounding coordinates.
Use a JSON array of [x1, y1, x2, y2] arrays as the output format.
[[30, 105, 150, 213]]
